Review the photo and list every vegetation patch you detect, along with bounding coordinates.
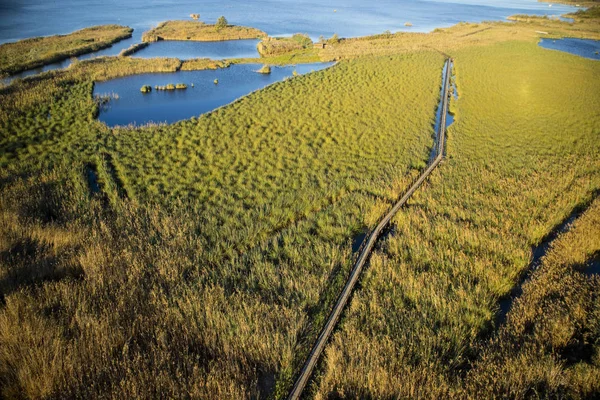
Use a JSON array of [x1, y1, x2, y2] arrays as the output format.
[[315, 40, 600, 399], [465, 195, 600, 398], [119, 42, 149, 57], [257, 65, 271, 74], [0, 25, 133, 77], [141, 20, 267, 42], [0, 50, 443, 398], [257, 34, 313, 56]]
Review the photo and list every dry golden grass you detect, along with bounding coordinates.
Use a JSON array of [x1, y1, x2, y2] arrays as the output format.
[[1, 12, 599, 400], [465, 196, 600, 399], [317, 18, 600, 61], [0, 25, 132, 77], [315, 37, 600, 400], [142, 20, 266, 42]]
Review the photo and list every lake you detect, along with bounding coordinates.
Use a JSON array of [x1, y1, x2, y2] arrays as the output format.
[[93, 62, 334, 126], [539, 38, 600, 61], [1, 0, 578, 45]]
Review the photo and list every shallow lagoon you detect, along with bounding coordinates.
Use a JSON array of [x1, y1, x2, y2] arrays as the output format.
[[94, 62, 334, 127], [539, 38, 600, 61]]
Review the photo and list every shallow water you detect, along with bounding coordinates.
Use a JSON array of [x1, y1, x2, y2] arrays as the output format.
[[539, 38, 600, 61], [1, 0, 578, 44], [0, 0, 580, 83], [132, 39, 260, 60], [1, 38, 262, 85], [430, 60, 454, 162], [94, 62, 334, 127]]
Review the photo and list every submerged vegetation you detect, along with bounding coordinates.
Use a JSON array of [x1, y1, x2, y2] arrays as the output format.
[[142, 20, 267, 42], [0, 8, 599, 400], [0, 25, 132, 77]]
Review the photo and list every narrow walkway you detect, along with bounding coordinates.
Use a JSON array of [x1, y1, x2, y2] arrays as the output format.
[[287, 58, 454, 400]]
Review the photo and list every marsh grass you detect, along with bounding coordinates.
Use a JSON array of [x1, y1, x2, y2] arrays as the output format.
[[142, 20, 266, 42], [314, 40, 600, 399], [0, 25, 132, 77], [1, 13, 599, 399], [0, 50, 444, 398], [464, 196, 600, 399], [257, 34, 313, 56]]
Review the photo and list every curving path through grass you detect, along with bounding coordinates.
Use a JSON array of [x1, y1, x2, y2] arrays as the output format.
[[287, 58, 453, 400]]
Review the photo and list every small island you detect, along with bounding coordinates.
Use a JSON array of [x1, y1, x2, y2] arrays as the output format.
[[257, 34, 313, 56], [257, 65, 271, 74], [142, 19, 267, 42], [152, 83, 188, 91]]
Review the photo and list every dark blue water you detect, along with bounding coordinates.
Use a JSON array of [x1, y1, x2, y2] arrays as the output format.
[[0, 1, 579, 45], [132, 39, 260, 60], [93, 62, 333, 126], [539, 38, 600, 61]]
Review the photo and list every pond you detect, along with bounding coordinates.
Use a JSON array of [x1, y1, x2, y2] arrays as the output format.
[[539, 38, 600, 61], [93, 62, 334, 127]]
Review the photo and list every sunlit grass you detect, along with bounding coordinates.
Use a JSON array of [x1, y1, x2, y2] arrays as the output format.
[[0, 25, 132, 77], [142, 20, 266, 42], [1, 12, 599, 398], [464, 196, 600, 398], [0, 50, 444, 398], [315, 40, 600, 399]]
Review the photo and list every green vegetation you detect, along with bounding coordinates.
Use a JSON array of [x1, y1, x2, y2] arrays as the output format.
[[569, 5, 600, 20], [328, 33, 341, 45], [152, 83, 187, 91], [216, 16, 229, 30], [1, 11, 600, 400], [142, 20, 267, 42], [119, 42, 149, 57], [0, 25, 132, 77], [232, 48, 321, 66], [181, 58, 231, 71], [465, 196, 600, 398], [315, 40, 600, 399], [0, 48, 444, 398], [140, 85, 152, 93], [257, 34, 313, 56]]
